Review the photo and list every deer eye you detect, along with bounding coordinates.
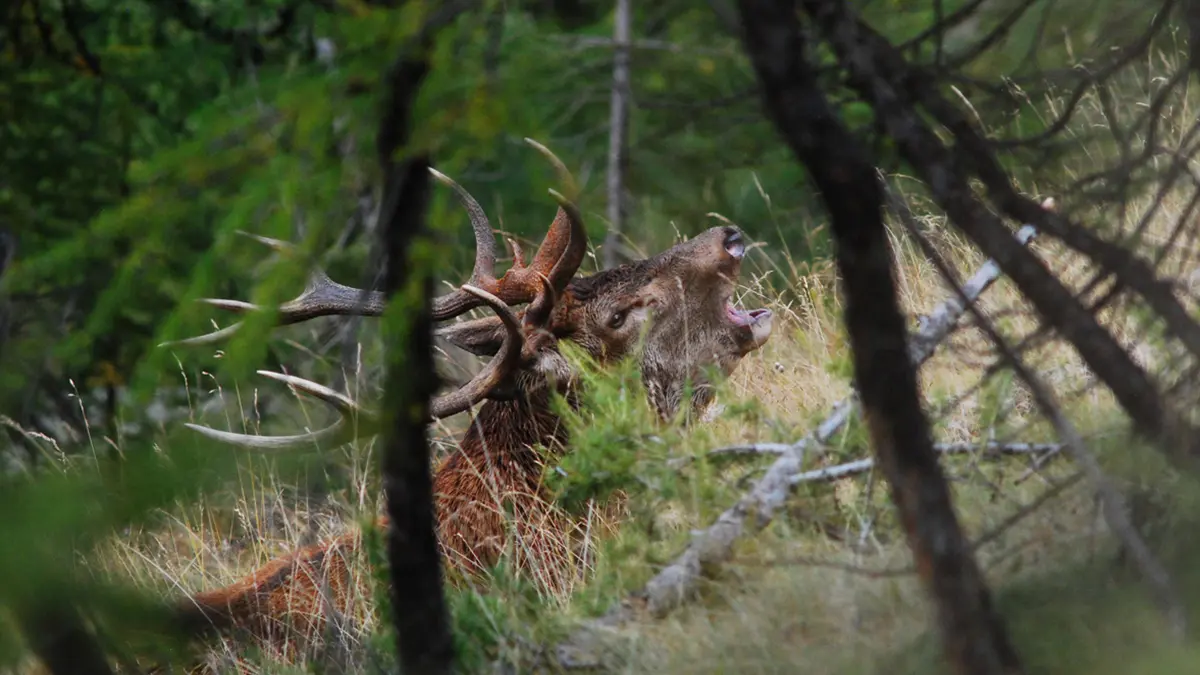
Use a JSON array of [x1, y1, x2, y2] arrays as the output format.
[[608, 309, 628, 329]]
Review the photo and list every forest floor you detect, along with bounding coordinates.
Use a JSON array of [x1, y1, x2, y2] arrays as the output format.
[[80, 187, 1200, 674]]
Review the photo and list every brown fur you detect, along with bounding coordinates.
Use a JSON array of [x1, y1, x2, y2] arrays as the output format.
[[176, 225, 774, 657]]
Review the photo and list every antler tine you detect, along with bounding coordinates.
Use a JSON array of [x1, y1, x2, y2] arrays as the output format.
[[429, 141, 588, 323], [183, 371, 377, 451], [429, 167, 497, 287], [523, 137, 579, 200], [159, 232, 389, 349], [237, 230, 296, 253], [520, 141, 588, 297], [543, 188, 587, 296], [523, 273, 557, 330], [430, 284, 525, 418], [183, 285, 525, 451], [160, 322, 245, 348], [159, 230, 388, 345], [258, 370, 359, 414], [429, 167, 506, 321]]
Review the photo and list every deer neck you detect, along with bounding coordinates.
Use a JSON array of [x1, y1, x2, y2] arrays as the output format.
[[436, 386, 575, 483]]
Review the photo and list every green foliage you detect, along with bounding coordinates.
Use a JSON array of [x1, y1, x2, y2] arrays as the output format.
[[541, 341, 794, 615], [544, 343, 684, 515], [444, 560, 552, 672], [0, 432, 283, 668]]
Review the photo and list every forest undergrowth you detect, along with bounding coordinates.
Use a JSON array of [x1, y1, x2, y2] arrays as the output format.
[[64, 175, 1200, 674], [17, 51, 1200, 672]]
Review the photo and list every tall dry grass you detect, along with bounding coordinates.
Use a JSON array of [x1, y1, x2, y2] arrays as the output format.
[[80, 205, 1110, 672]]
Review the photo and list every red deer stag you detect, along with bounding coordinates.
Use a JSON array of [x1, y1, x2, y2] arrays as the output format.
[[169, 139, 774, 650]]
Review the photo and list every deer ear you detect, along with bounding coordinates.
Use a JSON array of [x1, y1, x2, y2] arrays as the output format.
[[436, 316, 507, 357]]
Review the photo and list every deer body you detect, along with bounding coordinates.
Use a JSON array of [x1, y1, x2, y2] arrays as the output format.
[[169, 141, 774, 653], [185, 394, 570, 643]]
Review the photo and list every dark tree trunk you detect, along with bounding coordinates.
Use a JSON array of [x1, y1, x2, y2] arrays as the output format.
[[734, 1, 1023, 673], [0, 240, 112, 675], [371, 8, 466, 674], [18, 605, 114, 675]]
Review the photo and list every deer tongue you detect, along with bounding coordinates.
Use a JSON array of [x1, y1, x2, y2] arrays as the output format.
[[725, 301, 770, 327], [726, 301, 774, 352]]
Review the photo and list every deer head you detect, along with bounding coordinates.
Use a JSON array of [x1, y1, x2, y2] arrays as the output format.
[[166, 139, 773, 450]]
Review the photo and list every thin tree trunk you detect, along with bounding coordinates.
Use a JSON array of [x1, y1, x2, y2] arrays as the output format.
[[603, 0, 631, 269], [734, 1, 1023, 673], [371, 6, 468, 673]]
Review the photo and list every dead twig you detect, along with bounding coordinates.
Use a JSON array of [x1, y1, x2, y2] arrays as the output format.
[[731, 555, 914, 577], [731, 469, 1086, 585], [788, 442, 1064, 484], [970, 470, 1085, 553], [903, 209, 1188, 640]]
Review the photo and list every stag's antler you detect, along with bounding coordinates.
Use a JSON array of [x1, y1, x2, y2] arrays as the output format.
[[159, 231, 389, 348], [184, 285, 523, 449], [168, 139, 588, 449], [430, 138, 586, 318]]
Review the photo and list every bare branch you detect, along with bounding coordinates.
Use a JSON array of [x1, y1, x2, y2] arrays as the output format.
[[803, 0, 1200, 468], [903, 208, 1188, 639], [989, 1, 1177, 149], [942, 0, 1041, 70], [787, 442, 1064, 483]]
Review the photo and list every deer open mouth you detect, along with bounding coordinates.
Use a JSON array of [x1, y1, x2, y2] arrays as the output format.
[[725, 301, 770, 327], [725, 300, 774, 352]]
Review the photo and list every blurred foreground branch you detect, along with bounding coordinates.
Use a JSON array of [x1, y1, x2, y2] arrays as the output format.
[[736, 2, 1020, 670], [373, 4, 472, 673]]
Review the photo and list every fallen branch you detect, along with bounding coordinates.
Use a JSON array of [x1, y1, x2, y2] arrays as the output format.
[[553, 224, 1040, 668], [700, 440, 1060, 463], [731, 555, 915, 577], [787, 442, 1063, 484], [664, 442, 793, 468]]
